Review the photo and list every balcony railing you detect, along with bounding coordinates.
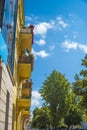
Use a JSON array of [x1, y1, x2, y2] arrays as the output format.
[[18, 54, 34, 63], [22, 80, 32, 88], [20, 25, 34, 34], [22, 80, 32, 98], [18, 55, 30, 63], [18, 54, 34, 71], [20, 27, 32, 34]]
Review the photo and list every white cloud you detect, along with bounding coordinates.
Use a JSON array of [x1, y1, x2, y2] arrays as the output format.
[[62, 40, 78, 52], [25, 16, 32, 21], [57, 17, 69, 28], [57, 17, 62, 21], [31, 91, 41, 106], [35, 39, 46, 46], [25, 15, 39, 23], [58, 20, 68, 28], [62, 40, 87, 53], [32, 49, 50, 58], [78, 44, 87, 53], [34, 22, 53, 38], [34, 17, 68, 37], [25, 15, 69, 38]]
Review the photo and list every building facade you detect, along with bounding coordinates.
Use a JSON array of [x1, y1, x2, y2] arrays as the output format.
[[1, 0, 18, 74], [0, 0, 34, 130], [13, 0, 34, 129], [0, 57, 15, 130]]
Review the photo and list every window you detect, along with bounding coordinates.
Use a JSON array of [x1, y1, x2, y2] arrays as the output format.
[[5, 91, 10, 130], [0, 0, 5, 28]]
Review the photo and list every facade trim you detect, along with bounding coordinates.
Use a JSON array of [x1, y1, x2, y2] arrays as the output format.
[[6, 65, 15, 86], [0, 57, 2, 91]]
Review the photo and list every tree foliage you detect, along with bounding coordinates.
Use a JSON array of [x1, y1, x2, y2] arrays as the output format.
[[31, 107, 50, 129], [64, 107, 82, 130], [63, 88, 83, 129], [39, 70, 71, 129], [73, 54, 87, 112]]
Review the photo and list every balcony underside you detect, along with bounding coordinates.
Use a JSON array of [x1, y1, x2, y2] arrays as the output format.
[[21, 110, 30, 117], [17, 98, 31, 109], [19, 33, 32, 52], [18, 63, 31, 79]]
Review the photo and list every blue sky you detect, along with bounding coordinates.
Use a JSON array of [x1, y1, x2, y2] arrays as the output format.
[[24, 0, 87, 108], [1, 0, 87, 109]]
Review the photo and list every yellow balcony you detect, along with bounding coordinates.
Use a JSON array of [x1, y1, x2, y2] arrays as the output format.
[[18, 55, 32, 79], [22, 80, 32, 97], [19, 33, 32, 52], [19, 25, 34, 52], [18, 54, 34, 73], [17, 98, 31, 109], [21, 110, 30, 117], [22, 88, 31, 98], [18, 63, 31, 79]]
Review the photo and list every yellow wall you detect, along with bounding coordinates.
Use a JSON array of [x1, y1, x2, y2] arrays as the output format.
[[13, 0, 33, 130]]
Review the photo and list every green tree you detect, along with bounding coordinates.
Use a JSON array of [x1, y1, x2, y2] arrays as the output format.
[[64, 91, 82, 130], [64, 107, 82, 130], [32, 107, 50, 129], [73, 54, 87, 112], [39, 70, 71, 130]]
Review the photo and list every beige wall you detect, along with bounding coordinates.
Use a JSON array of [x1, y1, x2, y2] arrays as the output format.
[[0, 58, 15, 130]]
